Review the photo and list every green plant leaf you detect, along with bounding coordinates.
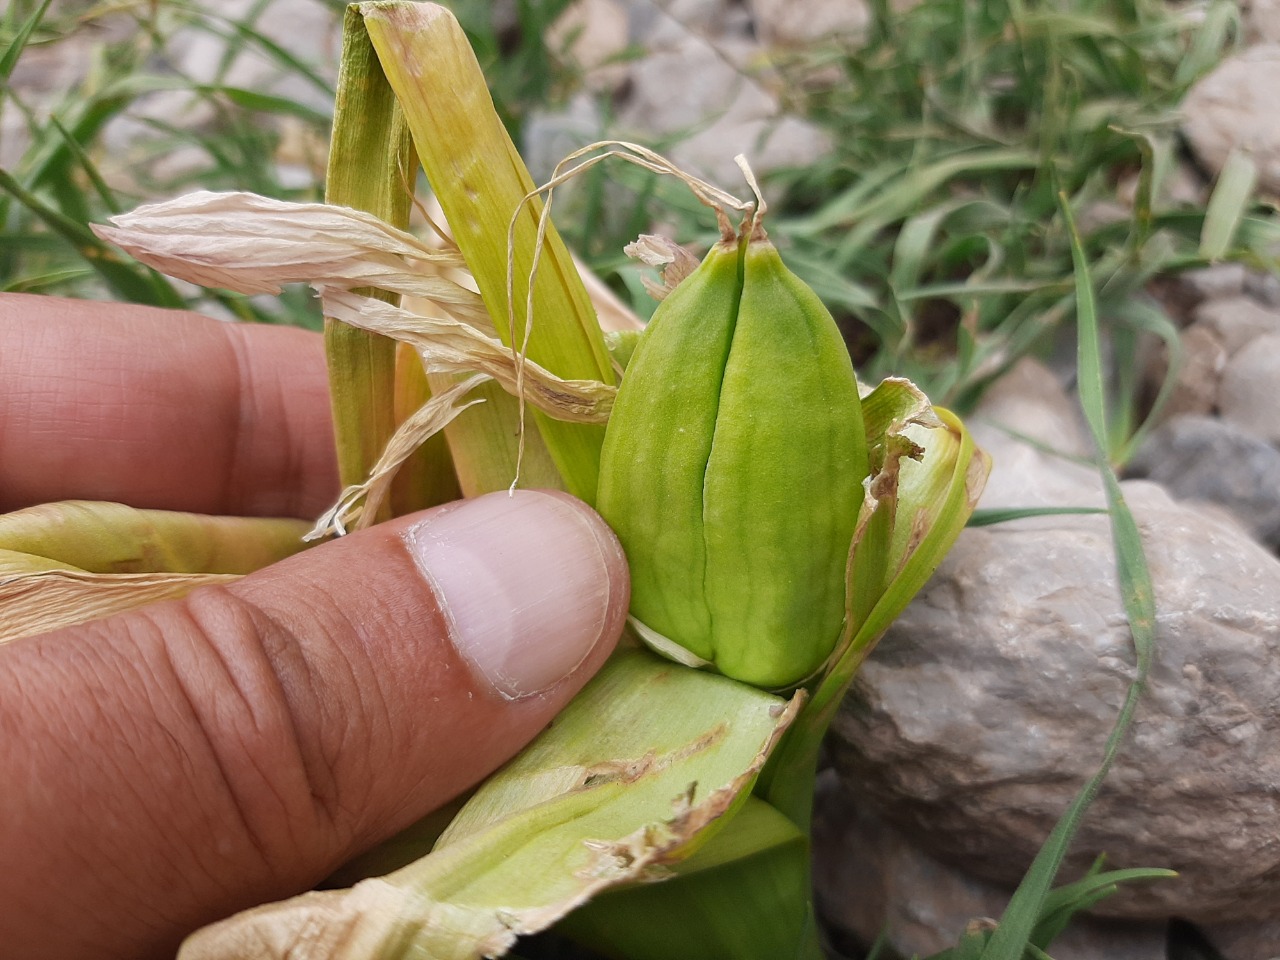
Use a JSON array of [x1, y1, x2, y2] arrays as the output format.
[[557, 797, 815, 960], [180, 649, 800, 960], [359, 0, 614, 504], [967, 506, 1107, 526], [1199, 148, 1258, 261], [0, 0, 54, 91]]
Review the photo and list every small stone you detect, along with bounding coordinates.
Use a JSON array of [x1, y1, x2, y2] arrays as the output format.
[[812, 776, 1170, 960], [1218, 331, 1280, 444], [1243, 268, 1280, 306], [1182, 263, 1248, 304], [1127, 414, 1280, 549], [522, 94, 607, 185], [1193, 295, 1280, 355], [1147, 323, 1227, 419], [1246, 0, 1280, 43], [1182, 44, 1280, 193], [968, 357, 1100, 513], [747, 0, 872, 47], [548, 0, 632, 93], [616, 12, 832, 184]]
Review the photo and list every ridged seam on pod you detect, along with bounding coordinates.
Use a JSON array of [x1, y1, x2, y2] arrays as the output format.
[[597, 225, 867, 689]]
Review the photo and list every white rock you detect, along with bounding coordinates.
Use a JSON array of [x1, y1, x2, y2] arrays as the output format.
[[1194, 295, 1280, 355], [747, 0, 871, 47], [1218, 331, 1280, 443], [1182, 44, 1280, 193], [548, 0, 632, 93], [1246, 0, 1280, 43], [1181, 263, 1248, 304], [967, 357, 1100, 512], [617, 8, 832, 184]]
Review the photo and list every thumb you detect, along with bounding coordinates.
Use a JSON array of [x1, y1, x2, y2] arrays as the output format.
[[0, 489, 628, 960]]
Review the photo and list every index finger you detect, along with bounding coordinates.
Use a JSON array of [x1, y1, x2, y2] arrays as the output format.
[[0, 294, 339, 519]]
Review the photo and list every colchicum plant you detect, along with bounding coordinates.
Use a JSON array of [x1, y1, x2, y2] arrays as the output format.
[[2, 2, 1009, 957]]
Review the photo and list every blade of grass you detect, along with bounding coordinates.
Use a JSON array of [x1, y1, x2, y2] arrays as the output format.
[[0, 168, 184, 306], [976, 188, 1158, 960], [0, 0, 53, 92], [48, 116, 123, 215], [1199, 148, 1257, 261], [967, 506, 1106, 526]]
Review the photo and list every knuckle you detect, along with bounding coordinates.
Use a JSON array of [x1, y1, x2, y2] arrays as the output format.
[[149, 583, 359, 874]]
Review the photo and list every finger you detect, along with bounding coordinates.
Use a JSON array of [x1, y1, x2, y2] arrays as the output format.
[[0, 293, 339, 518], [0, 489, 628, 960]]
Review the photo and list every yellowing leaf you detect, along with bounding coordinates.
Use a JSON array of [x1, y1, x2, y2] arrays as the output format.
[[181, 649, 799, 960]]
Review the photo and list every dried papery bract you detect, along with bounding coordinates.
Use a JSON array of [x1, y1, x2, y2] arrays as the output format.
[[622, 235, 700, 301], [319, 289, 616, 424], [308, 373, 491, 538], [93, 191, 493, 330], [93, 191, 620, 535], [1, 569, 237, 644], [0, 503, 312, 642]]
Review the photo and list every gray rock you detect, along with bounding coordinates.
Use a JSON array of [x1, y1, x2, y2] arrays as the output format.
[[1127, 414, 1280, 549], [522, 94, 607, 185], [967, 357, 1098, 509], [1194, 296, 1280, 355], [827, 394, 1280, 925], [616, 1, 832, 185], [1182, 44, 1280, 193], [1218, 332, 1280, 444], [1201, 915, 1280, 960], [812, 774, 1169, 960]]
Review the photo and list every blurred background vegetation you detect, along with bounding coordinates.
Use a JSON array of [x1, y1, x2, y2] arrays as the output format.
[[1, 0, 1274, 457]]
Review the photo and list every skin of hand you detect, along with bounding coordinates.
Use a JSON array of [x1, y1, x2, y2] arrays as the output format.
[[0, 294, 630, 960]]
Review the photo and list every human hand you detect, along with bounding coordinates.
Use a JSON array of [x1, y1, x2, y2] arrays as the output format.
[[0, 294, 628, 959]]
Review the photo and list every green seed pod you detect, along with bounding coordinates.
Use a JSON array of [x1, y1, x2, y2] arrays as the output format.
[[597, 231, 867, 688]]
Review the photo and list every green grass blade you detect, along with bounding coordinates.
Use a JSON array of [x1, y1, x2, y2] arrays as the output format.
[[967, 506, 1106, 526], [1032, 867, 1175, 947], [206, 85, 333, 124], [0, 168, 183, 306], [0, 0, 53, 92], [48, 116, 122, 215], [976, 189, 1159, 960]]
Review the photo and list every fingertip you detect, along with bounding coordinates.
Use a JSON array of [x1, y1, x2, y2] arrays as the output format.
[[401, 489, 629, 701]]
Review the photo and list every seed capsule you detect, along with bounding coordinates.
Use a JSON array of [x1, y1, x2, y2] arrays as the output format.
[[597, 231, 866, 688]]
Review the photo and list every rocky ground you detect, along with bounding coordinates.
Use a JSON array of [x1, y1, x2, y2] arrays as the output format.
[[9, 1, 1280, 957]]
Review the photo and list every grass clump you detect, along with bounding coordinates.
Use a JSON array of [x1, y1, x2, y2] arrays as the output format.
[[758, 0, 1264, 441], [0, 0, 340, 325]]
